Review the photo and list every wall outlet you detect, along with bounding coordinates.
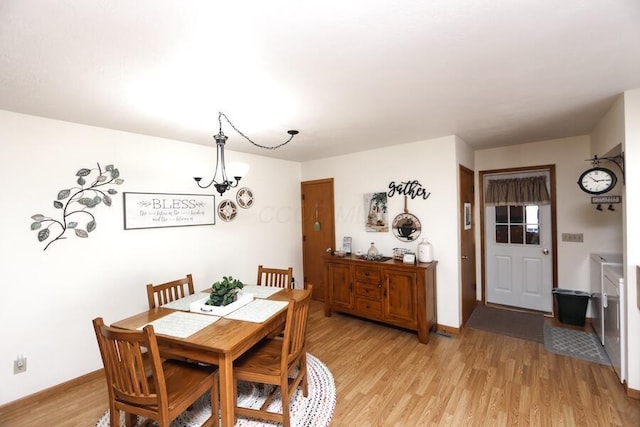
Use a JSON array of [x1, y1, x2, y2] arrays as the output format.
[[13, 354, 27, 374], [561, 233, 584, 243]]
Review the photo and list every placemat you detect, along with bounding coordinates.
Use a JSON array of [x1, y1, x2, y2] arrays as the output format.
[[161, 292, 208, 311], [241, 285, 284, 299], [139, 311, 220, 338], [224, 299, 289, 323]]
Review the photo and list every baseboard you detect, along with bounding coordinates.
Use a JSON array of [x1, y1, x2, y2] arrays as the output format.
[[627, 385, 640, 400], [437, 324, 460, 335], [0, 369, 103, 412]]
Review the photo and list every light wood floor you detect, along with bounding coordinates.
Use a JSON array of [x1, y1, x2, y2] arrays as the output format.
[[1, 300, 639, 426]]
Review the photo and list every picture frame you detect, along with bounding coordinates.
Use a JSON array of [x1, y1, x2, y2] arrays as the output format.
[[123, 192, 216, 230], [342, 236, 352, 254], [364, 192, 389, 232], [403, 253, 416, 264], [464, 202, 472, 230]]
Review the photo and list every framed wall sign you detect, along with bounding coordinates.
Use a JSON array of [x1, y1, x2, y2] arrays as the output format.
[[123, 192, 216, 229]]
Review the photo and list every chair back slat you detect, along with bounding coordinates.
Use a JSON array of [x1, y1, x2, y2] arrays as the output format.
[[257, 265, 293, 289], [147, 274, 195, 309]]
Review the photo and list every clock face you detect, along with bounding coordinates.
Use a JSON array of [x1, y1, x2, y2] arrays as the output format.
[[578, 167, 617, 195]]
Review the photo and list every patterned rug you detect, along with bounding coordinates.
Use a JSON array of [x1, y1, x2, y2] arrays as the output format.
[[95, 353, 335, 426], [543, 324, 610, 365], [466, 305, 544, 343]]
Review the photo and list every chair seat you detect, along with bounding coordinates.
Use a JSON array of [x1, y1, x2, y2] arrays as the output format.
[[161, 361, 217, 412], [234, 339, 285, 379]]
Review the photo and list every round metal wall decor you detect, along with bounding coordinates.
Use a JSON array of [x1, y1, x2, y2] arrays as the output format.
[[392, 196, 421, 242], [217, 199, 238, 222], [236, 187, 254, 209]]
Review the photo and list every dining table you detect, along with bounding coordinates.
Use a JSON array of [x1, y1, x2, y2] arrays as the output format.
[[111, 286, 308, 427]]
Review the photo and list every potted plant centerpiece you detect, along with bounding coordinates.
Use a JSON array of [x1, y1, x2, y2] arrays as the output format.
[[206, 276, 244, 306]]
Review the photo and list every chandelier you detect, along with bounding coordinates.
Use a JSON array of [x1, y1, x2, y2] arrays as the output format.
[[194, 112, 299, 196]]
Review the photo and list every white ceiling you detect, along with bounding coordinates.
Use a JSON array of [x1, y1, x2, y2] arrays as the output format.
[[2, 1, 640, 162]]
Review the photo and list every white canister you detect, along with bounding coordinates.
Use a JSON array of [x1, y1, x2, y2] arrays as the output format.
[[417, 238, 433, 263]]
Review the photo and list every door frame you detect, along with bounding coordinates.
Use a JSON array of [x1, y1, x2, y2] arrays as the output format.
[[459, 165, 477, 325], [479, 165, 558, 312]]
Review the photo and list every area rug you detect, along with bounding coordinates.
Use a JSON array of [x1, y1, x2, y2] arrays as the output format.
[[543, 324, 610, 365], [466, 305, 544, 343], [95, 353, 335, 426]]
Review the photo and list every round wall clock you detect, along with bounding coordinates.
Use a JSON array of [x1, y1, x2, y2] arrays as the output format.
[[217, 199, 238, 222], [236, 187, 254, 209], [577, 167, 617, 195]]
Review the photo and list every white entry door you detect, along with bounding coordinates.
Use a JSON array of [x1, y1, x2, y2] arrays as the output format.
[[485, 172, 552, 312]]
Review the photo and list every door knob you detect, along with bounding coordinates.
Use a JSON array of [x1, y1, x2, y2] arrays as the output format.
[[461, 255, 468, 260], [542, 248, 549, 255]]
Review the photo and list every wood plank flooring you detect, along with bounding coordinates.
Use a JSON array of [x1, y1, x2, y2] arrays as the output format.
[[1, 300, 639, 426]]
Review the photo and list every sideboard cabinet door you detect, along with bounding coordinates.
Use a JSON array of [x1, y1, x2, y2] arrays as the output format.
[[383, 268, 418, 329], [327, 261, 353, 312]]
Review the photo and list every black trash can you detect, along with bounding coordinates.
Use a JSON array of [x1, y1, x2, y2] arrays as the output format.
[[552, 288, 591, 326]]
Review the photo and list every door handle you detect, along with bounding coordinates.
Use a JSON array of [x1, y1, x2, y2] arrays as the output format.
[[542, 248, 549, 255], [461, 255, 468, 260]]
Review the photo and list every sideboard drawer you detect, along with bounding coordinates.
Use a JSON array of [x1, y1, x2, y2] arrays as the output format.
[[355, 298, 382, 317], [354, 266, 381, 283], [355, 282, 382, 300]]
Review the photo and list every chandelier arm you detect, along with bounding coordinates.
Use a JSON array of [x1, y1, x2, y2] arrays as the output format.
[[218, 112, 297, 150]]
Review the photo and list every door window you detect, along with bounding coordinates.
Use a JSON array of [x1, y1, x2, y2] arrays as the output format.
[[495, 205, 539, 245]]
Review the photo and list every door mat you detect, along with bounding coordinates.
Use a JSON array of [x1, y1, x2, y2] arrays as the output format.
[[466, 305, 544, 343], [543, 324, 610, 365]]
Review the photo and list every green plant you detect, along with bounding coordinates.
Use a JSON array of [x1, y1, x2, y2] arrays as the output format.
[[206, 276, 244, 306]]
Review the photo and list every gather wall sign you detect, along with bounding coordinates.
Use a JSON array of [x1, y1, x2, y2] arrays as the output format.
[[387, 180, 431, 200]]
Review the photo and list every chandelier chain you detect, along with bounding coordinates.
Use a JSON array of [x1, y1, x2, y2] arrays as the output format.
[[218, 112, 295, 150]]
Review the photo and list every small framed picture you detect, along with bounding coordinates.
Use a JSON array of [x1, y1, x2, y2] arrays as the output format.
[[464, 202, 472, 230], [342, 237, 352, 254], [403, 253, 416, 264]]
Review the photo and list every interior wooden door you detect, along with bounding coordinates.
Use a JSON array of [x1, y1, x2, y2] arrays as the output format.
[[301, 178, 335, 301], [460, 165, 477, 325]]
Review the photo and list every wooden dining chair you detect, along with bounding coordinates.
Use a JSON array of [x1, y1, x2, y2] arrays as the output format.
[[232, 286, 313, 427], [256, 265, 294, 289], [92, 317, 219, 427], [146, 274, 195, 309]]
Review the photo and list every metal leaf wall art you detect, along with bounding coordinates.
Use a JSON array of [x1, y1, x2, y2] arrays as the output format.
[[30, 163, 124, 250]]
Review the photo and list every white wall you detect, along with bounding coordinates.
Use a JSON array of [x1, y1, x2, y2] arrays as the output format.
[[302, 136, 462, 328], [589, 96, 625, 257], [0, 110, 303, 405], [591, 95, 625, 157], [622, 88, 640, 393]]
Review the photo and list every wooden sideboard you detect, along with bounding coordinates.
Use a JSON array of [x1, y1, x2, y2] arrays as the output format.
[[324, 255, 437, 343]]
